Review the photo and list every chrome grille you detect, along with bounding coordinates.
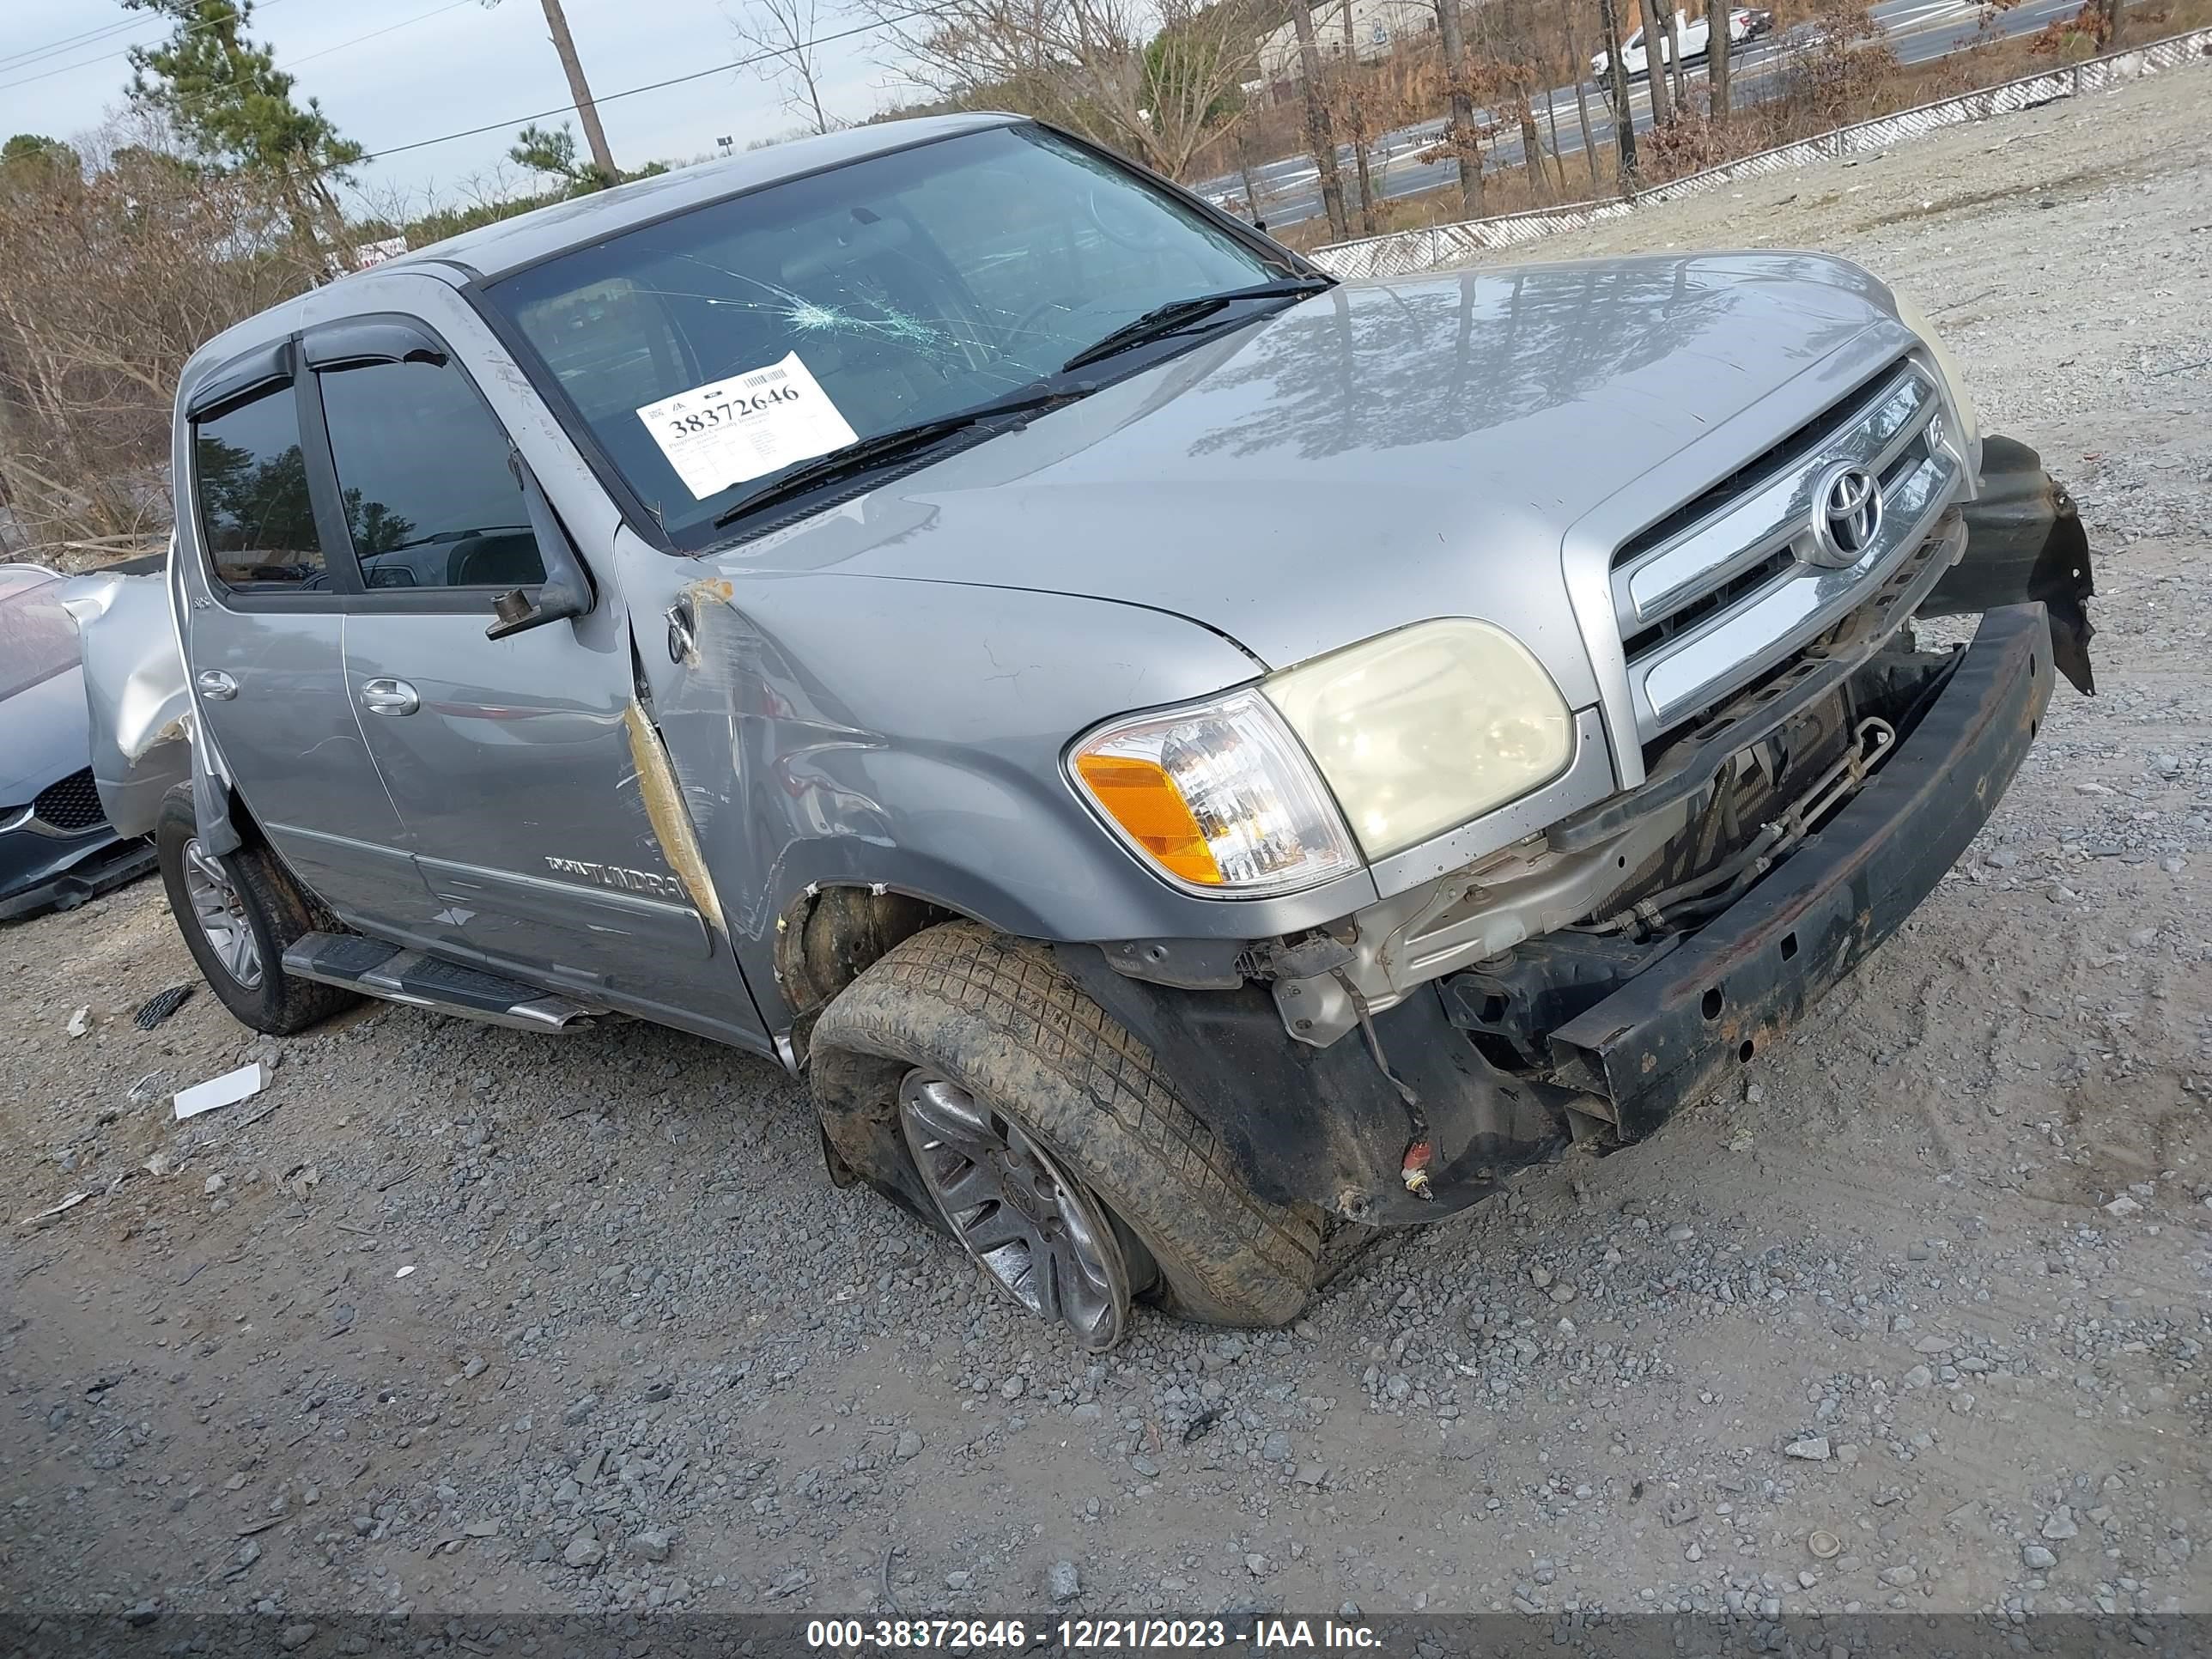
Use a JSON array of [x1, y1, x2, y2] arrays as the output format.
[[31, 769, 105, 834], [1610, 362, 1963, 742]]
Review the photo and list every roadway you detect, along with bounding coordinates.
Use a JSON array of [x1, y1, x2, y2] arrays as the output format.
[[1199, 0, 2087, 231]]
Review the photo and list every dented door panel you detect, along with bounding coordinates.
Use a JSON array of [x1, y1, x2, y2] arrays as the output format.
[[338, 608, 741, 1034]]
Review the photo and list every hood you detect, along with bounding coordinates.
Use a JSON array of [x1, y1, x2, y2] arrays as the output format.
[[701, 252, 1909, 692], [0, 665, 92, 808]]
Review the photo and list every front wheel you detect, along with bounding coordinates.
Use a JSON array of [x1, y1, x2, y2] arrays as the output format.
[[155, 785, 356, 1036], [810, 922, 1322, 1348]]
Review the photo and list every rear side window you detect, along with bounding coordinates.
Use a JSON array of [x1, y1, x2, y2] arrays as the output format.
[[316, 357, 544, 592], [193, 385, 328, 590]]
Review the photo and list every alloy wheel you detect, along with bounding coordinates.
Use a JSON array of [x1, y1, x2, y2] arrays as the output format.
[[897, 1072, 1132, 1349], [180, 837, 263, 989]]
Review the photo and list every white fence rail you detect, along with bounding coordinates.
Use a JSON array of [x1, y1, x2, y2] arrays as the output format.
[[1310, 27, 2212, 281]]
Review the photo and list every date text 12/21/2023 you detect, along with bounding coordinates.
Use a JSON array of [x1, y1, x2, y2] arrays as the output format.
[[802, 1619, 1384, 1650]]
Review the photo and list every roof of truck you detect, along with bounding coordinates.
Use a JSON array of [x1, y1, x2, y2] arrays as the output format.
[[383, 112, 1019, 283]]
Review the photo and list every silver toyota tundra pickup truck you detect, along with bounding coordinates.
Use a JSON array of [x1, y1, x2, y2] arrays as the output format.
[[73, 113, 2095, 1350]]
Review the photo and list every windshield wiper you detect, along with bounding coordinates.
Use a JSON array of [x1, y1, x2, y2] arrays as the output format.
[[1058, 276, 1334, 374], [710, 381, 1085, 530]]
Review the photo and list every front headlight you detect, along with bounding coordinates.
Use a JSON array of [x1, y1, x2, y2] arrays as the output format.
[[1070, 690, 1361, 896], [1891, 290, 1982, 472], [1265, 618, 1575, 860], [1071, 618, 1577, 894]]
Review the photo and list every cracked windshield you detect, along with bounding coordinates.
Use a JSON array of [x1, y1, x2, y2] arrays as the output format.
[[488, 125, 1295, 547]]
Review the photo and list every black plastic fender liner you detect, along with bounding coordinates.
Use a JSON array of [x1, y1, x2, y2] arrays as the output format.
[[1545, 602, 2054, 1141], [1929, 434, 2096, 694], [1055, 951, 1580, 1226]]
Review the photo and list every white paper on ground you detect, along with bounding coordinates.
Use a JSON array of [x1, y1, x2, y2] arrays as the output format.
[[173, 1060, 270, 1121], [635, 353, 860, 500]]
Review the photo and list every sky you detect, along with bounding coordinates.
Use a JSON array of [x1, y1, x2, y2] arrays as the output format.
[[0, 0, 909, 211]]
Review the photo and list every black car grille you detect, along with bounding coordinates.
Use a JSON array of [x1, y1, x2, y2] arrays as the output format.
[[32, 769, 105, 833]]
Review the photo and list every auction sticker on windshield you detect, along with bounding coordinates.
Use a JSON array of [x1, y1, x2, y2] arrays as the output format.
[[636, 353, 859, 498]]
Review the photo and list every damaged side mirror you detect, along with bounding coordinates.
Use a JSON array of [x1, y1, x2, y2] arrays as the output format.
[[489, 447, 597, 642]]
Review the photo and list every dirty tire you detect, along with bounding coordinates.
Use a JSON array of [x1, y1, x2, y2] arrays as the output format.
[[155, 784, 356, 1036], [811, 921, 1322, 1330]]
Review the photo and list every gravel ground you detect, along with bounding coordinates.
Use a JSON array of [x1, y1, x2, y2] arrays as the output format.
[[4, 59, 2209, 1636]]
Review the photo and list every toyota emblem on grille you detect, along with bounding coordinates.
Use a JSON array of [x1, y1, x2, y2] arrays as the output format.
[[1806, 461, 1882, 568]]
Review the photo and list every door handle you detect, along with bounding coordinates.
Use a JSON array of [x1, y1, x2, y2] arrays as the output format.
[[196, 669, 238, 702], [359, 678, 420, 716]]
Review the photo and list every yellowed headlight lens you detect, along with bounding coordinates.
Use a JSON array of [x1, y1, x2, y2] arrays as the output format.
[[1265, 619, 1574, 860]]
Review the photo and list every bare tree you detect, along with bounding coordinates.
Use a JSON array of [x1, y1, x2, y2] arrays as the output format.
[[1638, 0, 1674, 124], [866, 0, 1267, 184], [1597, 0, 1638, 189], [732, 0, 842, 134], [1288, 0, 1352, 238], [0, 110, 337, 553], [1663, 3, 1687, 111], [1337, 0, 1378, 233], [1541, 75, 1565, 191], [1707, 0, 1730, 121], [1512, 87, 1551, 201], [1434, 0, 1483, 219], [1565, 3, 1601, 189]]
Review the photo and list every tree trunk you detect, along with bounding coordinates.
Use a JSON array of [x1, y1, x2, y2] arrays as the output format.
[[1542, 78, 1565, 193], [538, 0, 618, 181], [1640, 0, 1674, 125], [1435, 0, 1484, 219], [2106, 0, 2124, 46], [1708, 0, 1731, 122], [1566, 8, 1601, 190], [1343, 0, 1378, 233], [1516, 94, 1551, 202], [1665, 4, 1689, 112], [1291, 2, 1351, 240], [1598, 0, 1639, 192]]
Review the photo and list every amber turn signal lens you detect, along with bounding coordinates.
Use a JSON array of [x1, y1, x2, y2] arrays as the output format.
[[1073, 753, 1224, 886]]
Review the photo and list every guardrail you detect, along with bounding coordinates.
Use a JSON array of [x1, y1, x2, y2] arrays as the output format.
[[1309, 26, 2212, 280]]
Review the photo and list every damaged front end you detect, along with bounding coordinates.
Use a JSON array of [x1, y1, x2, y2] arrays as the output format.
[[1073, 440, 2094, 1227]]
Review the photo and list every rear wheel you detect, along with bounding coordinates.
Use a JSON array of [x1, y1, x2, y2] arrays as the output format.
[[811, 922, 1322, 1347], [155, 785, 356, 1036]]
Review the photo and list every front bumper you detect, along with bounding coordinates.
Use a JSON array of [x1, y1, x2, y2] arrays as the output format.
[[1069, 605, 2055, 1226], [1543, 601, 2052, 1138], [0, 824, 156, 922]]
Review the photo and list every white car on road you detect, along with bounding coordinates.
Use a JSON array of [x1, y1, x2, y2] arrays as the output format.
[[1593, 6, 1772, 80]]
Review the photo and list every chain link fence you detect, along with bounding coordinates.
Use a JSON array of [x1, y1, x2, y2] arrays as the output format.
[[1310, 27, 2212, 280]]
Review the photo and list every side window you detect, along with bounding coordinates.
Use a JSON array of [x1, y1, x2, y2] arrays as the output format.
[[316, 356, 545, 592], [193, 384, 328, 591]]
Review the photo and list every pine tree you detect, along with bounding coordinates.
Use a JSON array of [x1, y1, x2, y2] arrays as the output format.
[[123, 0, 363, 242]]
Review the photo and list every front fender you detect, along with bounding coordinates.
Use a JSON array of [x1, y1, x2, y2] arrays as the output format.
[[632, 569, 1382, 1034]]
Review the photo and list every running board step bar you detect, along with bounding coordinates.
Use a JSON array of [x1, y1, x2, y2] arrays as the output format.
[[281, 933, 608, 1032]]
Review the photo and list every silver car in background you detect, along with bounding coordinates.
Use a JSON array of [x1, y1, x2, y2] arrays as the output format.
[[0, 562, 159, 919], [73, 114, 2094, 1348]]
